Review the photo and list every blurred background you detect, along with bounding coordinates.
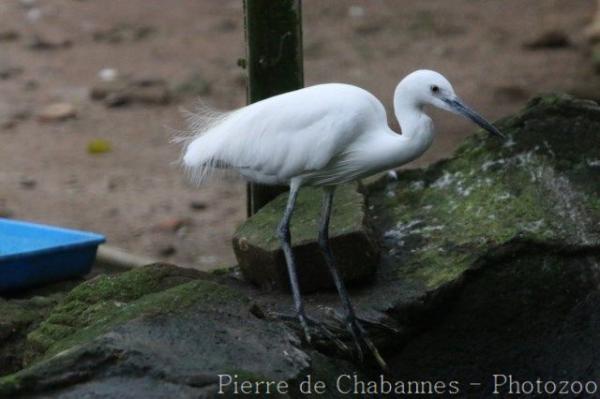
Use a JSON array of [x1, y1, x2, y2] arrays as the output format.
[[0, 0, 597, 270]]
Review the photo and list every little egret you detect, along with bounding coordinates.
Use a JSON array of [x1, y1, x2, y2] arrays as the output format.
[[180, 69, 503, 369]]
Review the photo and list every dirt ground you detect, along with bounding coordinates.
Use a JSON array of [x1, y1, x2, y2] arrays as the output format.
[[0, 0, 596, 270]]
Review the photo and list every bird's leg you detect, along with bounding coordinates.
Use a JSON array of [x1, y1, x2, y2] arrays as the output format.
[[317, 188, 361, 355], [277, 181, 313, 343], [318, 187, 388, 371]]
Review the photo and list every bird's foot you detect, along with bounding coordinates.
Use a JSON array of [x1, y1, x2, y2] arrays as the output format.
[[320, 306, 394, 372], [272, 311, 350, 354], [271, 310, 389, 371], [345, 316, 389, 373]]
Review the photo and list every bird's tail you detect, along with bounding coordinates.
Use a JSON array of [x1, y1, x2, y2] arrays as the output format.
[[171, 101, 236, 185]]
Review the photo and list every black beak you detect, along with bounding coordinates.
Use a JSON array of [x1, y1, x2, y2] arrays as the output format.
[[444, 97, 505, 139]]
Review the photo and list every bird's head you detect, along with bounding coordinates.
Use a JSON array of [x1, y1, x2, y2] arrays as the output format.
[[396, 69, 504, 138]]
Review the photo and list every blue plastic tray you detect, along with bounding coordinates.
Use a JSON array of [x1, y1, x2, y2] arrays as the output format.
[[0, 218, 105, 292]]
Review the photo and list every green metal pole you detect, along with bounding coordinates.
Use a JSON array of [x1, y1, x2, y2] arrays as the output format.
[[243, 0, 304, 216]]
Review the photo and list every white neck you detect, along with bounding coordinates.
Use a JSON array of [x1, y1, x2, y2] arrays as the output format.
[[393, 85, 432, 139], [363, 103, 434, 177], [347, 86, 436, 180], [382, 88, 435, 166]]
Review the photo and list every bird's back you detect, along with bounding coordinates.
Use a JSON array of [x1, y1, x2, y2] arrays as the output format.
[[182, 83, 388, 185]]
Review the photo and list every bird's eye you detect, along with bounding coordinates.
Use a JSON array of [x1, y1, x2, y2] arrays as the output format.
[[430, 85, 439, 94]]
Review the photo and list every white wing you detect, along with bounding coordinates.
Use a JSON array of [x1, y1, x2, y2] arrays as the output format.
[[181, 84, 387, 185]]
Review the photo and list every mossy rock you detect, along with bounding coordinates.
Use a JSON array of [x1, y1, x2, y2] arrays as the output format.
[[23, 263, 208, 364], [0, 263, 361, 398], [364, 93, 599, 306], [233, 184, 379, 292]]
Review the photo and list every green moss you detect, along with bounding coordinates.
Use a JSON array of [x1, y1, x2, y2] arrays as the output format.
[[369, 93, 600, 291], [38, 280, 246, 361], [65, 263, 192, 303], [236, 184, 364, 251], [376, 157, 558, 289], [402, 249, 477, 290], [24, 265, 245, 365]]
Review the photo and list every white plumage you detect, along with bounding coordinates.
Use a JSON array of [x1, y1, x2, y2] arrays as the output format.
[[178, 69, 502, 370], [180, 71, 487, 187], [182, 84, 374, 184]]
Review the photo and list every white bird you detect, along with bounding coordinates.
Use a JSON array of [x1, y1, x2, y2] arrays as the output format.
[[180, 69, 503, 369]]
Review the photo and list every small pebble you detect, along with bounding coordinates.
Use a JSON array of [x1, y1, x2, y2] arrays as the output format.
[[98, 68, 118, 82], [155, 217, 188, 232], [104, 93, 130, 107], [0, 30, 20, 42], [37, 102, 76, 122], [90, 77, 170, 107], [19, 177, 36, 189], [524, 30, 571, 50], [92, 24, 156, 43], [189, 200, 207, 211], [26, 33, 72, 50], [158, 244, 176, 257]]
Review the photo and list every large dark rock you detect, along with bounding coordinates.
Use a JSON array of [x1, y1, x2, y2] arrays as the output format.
[[0, 264, 356, 398], [1, 94, 599, 398], [233, 184, 379, 292], [391, 252, 600, 397], [359, 93, 600, 396]]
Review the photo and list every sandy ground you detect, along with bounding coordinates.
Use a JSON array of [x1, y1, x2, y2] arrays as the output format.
[[0, 0, 597, 270]]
